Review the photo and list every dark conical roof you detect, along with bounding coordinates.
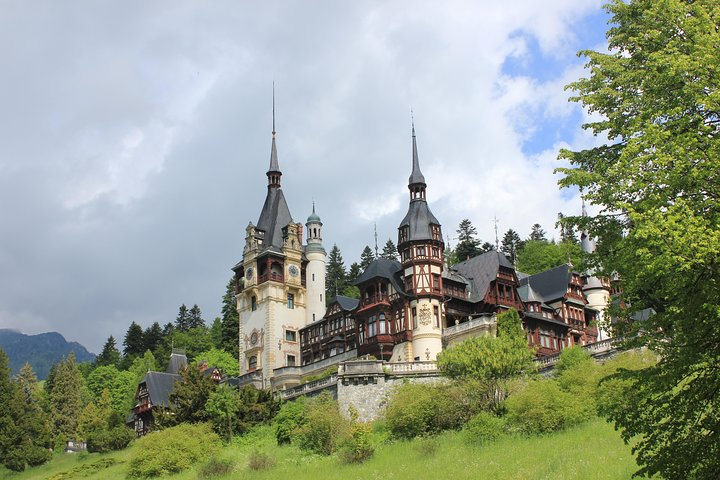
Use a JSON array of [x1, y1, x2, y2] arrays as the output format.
[[268, 133, 280, 173], [257, 187, 293, 250], [398, 201, 440, 241], [408, 125, 425, 186]]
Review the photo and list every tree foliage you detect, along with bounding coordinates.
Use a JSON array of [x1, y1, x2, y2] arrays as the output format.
[[326, 244, 347, 300], [123, 322, 145, 358], [500, 229, 522, 265], [169, 365, 216, 424], [359, 245, 375, 270], [528, 223, 547, 241], [47, 352, 86, 441], [516, 239, 582, 275], [220, 277, 240, 359], [381, 239, 399, 261], [557, 1, 720, 477], [193, 347, 238, 377], [455, 219, 481, 261], [96, 335, 120, 367], [437, 309, 535, 409]]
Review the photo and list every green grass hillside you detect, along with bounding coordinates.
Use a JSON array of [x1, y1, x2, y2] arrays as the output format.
[[0, 418, 638, 480]]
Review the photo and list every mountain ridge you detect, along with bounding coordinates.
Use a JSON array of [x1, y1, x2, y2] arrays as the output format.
[[0, 329, 96, 379]]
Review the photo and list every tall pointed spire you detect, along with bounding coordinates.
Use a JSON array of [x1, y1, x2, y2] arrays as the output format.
[[409, 112, 426, 188], [267, 83, 281, 187]]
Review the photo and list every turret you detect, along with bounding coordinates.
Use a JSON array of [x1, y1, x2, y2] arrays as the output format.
[[305, 204, 327, 324], [397, 121, 444, 361]]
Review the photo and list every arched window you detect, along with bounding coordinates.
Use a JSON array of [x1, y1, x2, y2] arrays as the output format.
[[248, 356, 257, 370]]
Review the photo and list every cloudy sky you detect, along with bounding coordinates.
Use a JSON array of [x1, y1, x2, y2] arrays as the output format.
[[0, 1, 610, 353]]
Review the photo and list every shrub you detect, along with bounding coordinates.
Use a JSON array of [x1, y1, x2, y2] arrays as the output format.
[[127, 423, 220, 478], [274, 397, 307, 445], [295, 393, 349, 455], [464, 412, 506, 445], [339, 422, 374, 464], [86, 426, 134, 453], [3, 447, 26, 472], [24, 446, 52, 467], [198, 458, 235, 478], [385, 381, 487, 440], [595, 350, 657, 420], [247, 451, 275, 471], [505, 379, 588, 434], [555, 345, 593, 374]]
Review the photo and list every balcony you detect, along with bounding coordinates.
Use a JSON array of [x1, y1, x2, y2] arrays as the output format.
[[258, 272, 284, 284], [358, 293, 394, 309]]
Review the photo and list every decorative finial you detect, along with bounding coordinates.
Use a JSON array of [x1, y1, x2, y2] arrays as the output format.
[[411, 108, 415, 135], [272, 81, 276, 136], [312, 199, 315, 214], [494, 215, 499, 251], [374, 223, 379, 258]]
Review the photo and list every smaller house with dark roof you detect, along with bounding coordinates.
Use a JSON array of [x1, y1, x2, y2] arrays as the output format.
[[518, 264, 599, 355], [133, 349, 187, 436]]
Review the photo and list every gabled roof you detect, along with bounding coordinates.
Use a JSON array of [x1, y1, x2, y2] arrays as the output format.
[[354, 258, 406, 295], [518, 264, 574, 303], [256, 187, 293, 251], [452, 250, 514, 301], [141, 371, 181, 409]]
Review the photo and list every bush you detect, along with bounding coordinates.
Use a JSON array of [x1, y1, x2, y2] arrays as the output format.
[[274, 397, 307, 445], [385, 381, 487, 440], [295, 393, 349, 455], [555, 345, 593, 374], [198, 458, 235, 478], [247, 451, 275, 471], [339, 422, 374, 464], [86, 426, 134, 453], [3, 447, 26, 472], [464, 412, 506, 445], [24, 446, 52, 467], [595, 350, 657, 420], [415, 436, 439, 457], [505, 379, 589, 434], [127, 423, 220, 478]]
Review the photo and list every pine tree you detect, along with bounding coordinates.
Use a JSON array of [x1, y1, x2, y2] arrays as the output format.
[[0, 348, 19, 467], [347, 262, 362, 285], [326, 244, 347, 301], [142, 322, 163, 355], [48, 352, 85, 441], [381, 239, 399, 261], [95, 335, 120, 367], [220, 278, 239, 359], [501, 229, 523, 265], [455, 219, 481, 261], [123, 322, 145, 358], [188, 304, 205, 329], [480, 241, 495, 253], [175, 304, 190, 332], [529, 223, 547, 241], [359, 246, 375, 270]]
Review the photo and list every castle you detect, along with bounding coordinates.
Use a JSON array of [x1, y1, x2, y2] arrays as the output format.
[[232, 116, 610, 391]]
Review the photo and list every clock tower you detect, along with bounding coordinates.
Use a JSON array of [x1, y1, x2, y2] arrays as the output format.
[[397, 122, 445, 361], [233, 116, 310, 388]]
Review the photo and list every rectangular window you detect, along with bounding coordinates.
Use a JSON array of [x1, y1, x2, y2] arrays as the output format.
[[312, 273, 315, 281], [251, 296, 257, 311], [412, 307, 417, 329], [368, 315, 377, 337], [287, 293, 294, 309], [433, 306, 439, 328], [287, 355, 296, 367], [285, 330, 297, 342]]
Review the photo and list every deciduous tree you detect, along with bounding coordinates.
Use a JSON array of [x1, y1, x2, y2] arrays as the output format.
[[557, 1, 720, 477]]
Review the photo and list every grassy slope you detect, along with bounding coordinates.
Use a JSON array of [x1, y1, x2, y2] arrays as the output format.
[[0, 418, 638, 480]]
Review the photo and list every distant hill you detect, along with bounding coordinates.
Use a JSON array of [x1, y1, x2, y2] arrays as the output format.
[[0, 329, 96, 380]]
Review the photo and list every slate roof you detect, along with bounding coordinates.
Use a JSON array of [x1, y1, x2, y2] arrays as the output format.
[[141, 371, 181, 409], [354, 258, 406, 295], [333, 295, 360, 311], [166, 351, 188, 375], [398, 201, 441, 242], [518, 264, 574, 303], [452, 251, 513, 301], [256, 187, 293, 251]]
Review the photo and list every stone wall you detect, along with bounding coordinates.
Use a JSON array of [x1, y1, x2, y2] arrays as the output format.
[[336, 360, 444, 422]]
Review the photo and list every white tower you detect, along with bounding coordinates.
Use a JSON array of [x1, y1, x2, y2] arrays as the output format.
[[305, 204, 327, 324], [580, 199, 612, 340]]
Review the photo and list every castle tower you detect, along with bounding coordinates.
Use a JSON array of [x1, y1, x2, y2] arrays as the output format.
[[397, 122, 445, 361], [305, 203, 327, 324], [580, 198, 612, 340], [233, 105, 308, 388]]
